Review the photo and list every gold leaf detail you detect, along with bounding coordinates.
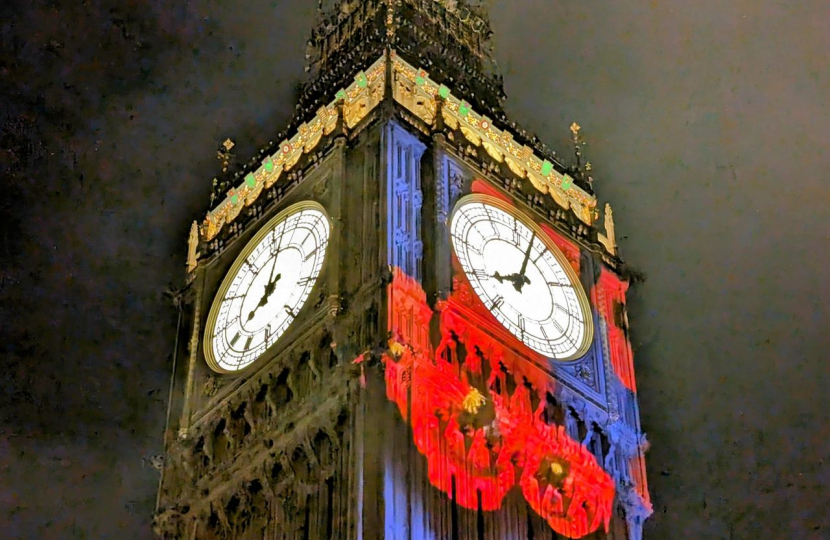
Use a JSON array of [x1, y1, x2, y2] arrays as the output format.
[[505, 156, 525, 178], [482, 140, 503, 162], [460, 126, 481, 146]]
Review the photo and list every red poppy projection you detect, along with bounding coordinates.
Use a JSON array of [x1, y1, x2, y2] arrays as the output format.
[[384, 267, 616, 537]]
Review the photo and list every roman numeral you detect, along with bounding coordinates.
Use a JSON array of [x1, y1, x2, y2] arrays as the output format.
[[276, 226, 289, 251], [473, 269, 489, 280], [217, 316, 240, 336], [230, 332, 241, 347], [298, 276, 313, 286], [555, 304, 574, 317], [264, 326, 271, 345], [244, 335, 253, 351], [284, 305, 297, 319], [518, 314, 525, 336], [547, 281, 571, 288], [303, 247, 318, 261], [490, 295, 504, 311], [564, 334, 577, 348]]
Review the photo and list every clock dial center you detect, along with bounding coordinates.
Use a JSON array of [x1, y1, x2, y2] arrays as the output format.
[[483, 238, 552, 322], [241, 247, 301, 331]]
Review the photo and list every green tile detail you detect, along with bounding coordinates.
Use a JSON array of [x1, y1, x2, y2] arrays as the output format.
[[356, 72, 367, 88], [459, 101, 470, 117], [438, 85, 450, 99], [336, 89, 347, 101], [264, 159, 274, 172], [541, 160, 553, 177], [415, 75, 425, 86], [561, 176, 572, 191], [245, 173, 256, 188], [230, 194, 239, 205]]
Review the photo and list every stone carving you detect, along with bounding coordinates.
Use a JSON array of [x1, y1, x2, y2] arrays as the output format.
[[152, 506, 188, 539], [447, 163, 468, 203], [202, 376, 220, 397], [575, 362, 594, 383], [186, 221, 200, 273], [598, 202, 617, 255], [387, 123, 427, 281]]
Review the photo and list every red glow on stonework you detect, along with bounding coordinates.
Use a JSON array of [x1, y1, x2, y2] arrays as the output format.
[[592, 269, 637, 393], [471, 179, 512, 203], [385, 268, 615, 537], [539, 223, 581, 274]]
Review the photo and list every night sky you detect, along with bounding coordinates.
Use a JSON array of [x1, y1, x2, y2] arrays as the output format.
[[2, 1, 828, 538]]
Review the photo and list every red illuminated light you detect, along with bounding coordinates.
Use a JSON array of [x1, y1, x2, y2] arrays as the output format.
[[384, 267, 615, 537]]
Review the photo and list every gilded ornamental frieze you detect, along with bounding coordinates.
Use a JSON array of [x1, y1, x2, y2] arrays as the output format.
[[198, 52, 601, 249]]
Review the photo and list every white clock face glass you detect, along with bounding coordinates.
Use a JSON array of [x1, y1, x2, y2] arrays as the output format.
[[205, 203, 330, 373], [450, 196, 592, 360]]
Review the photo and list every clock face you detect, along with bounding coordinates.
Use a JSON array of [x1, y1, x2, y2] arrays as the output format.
[[204, 202, 330, 373], [450, 195, 593, 360]]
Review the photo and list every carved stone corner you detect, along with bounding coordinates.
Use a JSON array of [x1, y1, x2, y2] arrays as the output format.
[[312, 177, 330, 199], [187, 220, 201, 274], [333, 133, 348, 148], [327, 294, 341, 318], [203, 376, 220, 397], [575, 362, 594, 383]]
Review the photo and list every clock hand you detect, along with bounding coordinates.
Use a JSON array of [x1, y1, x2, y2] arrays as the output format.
[[247, 297, 266, 322], [519, 232, 536, 283], [504, 233, 535, 293], [267, 255, 279, 286], [493, 271, 530, 293], [491, 234, 535, 293], [247, 263, 283, 322]]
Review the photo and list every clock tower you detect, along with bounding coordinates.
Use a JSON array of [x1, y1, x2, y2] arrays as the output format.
[[154, 1, 653, 539]]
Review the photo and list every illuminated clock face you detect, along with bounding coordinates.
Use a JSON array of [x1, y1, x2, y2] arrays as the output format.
[[450, 195, 593, 360], [204, 202, 330, 373]]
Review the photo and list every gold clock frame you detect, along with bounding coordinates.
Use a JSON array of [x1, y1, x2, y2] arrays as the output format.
[[450, 193, 594, 362], [203, 200, 331, 375]]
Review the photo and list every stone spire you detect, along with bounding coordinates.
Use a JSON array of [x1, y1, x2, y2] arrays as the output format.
[[290, 0, 565, 171]]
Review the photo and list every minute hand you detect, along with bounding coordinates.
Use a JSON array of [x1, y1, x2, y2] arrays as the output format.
[[518, 232, 536, 278]]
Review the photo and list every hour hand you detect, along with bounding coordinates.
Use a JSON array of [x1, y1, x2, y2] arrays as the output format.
[[247, 273, 282, 321], [493, 271, 530, 292], [247, 295, 268, 321]]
